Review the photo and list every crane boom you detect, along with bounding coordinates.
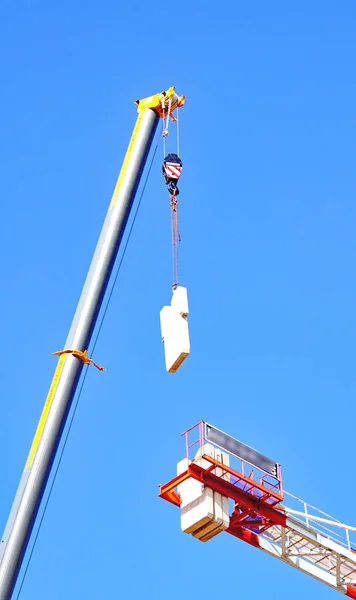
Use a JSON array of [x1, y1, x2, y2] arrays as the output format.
[[0, 86, 184, 600]]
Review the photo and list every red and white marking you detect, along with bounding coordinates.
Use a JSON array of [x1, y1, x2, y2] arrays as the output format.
[[164, 163, 182, 179], [230, 515, 356, 598]]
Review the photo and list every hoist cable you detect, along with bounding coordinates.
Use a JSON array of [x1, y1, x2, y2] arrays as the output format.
[[162, 107, 182, 288], [15, 136, 160, 600], [162, 104, 166, 157], [175, 204, 179, 287], [171, 203, 176, 287], [170, 197, 179, 288], [176, 106, 180, 157]]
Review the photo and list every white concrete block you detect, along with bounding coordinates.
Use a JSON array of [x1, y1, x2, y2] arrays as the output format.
[[177, 444, 231, 543], [212, 448, 224, 530], [160, 286, 190, 373], [193, 446, 231, 543], [177, 445, 215, 536], [191, 444, 219, 541], [177, 455, 214, 535], [171, 286, 189, 317], [214, 448, 230, 532], [196, 448, 230, 542]]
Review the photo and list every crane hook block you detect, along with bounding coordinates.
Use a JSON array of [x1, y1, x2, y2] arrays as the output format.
[[160, 286, 190, 373], [162, 153, 182, 196]]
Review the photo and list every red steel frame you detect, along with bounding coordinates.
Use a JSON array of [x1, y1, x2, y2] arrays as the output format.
[[159, 422, 356, 599], [159, 421, 286, 537]]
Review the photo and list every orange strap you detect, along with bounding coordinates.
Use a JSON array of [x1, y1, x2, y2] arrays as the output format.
[[52, 349, 105, 371]]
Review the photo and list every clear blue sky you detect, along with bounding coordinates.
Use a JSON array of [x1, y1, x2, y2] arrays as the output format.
[[0, 1, 356, 598]]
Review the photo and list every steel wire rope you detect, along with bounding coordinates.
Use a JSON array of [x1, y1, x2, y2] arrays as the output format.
[[15, 136, 160, 600], [176, 106, 180, 157]]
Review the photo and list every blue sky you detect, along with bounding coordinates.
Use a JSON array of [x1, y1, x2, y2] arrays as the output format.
[[0, 1, 356, 598]]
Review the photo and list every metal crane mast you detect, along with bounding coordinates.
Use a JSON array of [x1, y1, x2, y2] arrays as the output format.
[[0, 86, 184, 600]]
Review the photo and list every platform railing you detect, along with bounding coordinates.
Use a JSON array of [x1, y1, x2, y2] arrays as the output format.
[[282, 490, 356, 552], [182, 421, 283, 506]]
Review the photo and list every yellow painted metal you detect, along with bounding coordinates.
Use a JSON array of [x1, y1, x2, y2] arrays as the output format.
[[109, 86, 184, 210], [25, 354, 67, 470], [109, 110, 145, 209], [135, 86, 185, 118]]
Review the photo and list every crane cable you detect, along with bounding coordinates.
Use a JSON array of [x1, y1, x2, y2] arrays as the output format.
[[162, 97, 172, 156], [170, 195, 180, 290], [15, 136, 160, 600], [162, 103, 182, 289], [172, 105, 181, 289], [176, 105, 180, 156]]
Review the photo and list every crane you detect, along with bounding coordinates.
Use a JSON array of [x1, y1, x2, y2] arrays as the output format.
[[159, 421, 356, 598], [0, 86, 185, 600]]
